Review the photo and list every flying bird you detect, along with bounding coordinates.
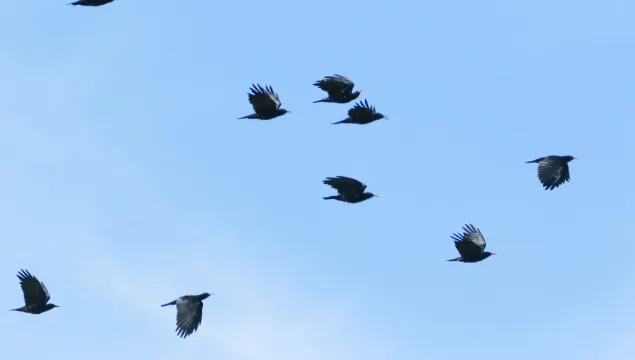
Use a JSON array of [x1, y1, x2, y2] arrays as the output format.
[[238, 84, 290, 120], [323, 176, 377, 203], [10, 269, 59, 314], [525, 155, 578, 190], [313, 74, 362, 104], [68, 0, 114, 6], [447, 224, 496, 263], [161, 293, 213, 339], [333, 99, 387, 125]]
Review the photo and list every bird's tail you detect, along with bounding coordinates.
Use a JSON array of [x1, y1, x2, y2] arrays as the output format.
[[446, 257, 461, 262], [323, 196, 338, 200], [313, 98, 329, 103], [237, 114, 256, 119], [525, 158, 542, 163], [332, 118, 350, 125], [160, 300, 177, 307]]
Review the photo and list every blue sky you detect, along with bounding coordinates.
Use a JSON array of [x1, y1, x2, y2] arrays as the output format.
[[0, 1, 632, 359]]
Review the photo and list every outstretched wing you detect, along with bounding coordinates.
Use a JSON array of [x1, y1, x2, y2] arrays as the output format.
[[314, 74, 354, 96], [348, 99, 376, 119], [16, 269, 50, 307], [451, 224, 486, 257], [174, 298, 204, 339], [537, 158, 570, 190], [323, 176, 366, 195], [248, 84, 281, 113]]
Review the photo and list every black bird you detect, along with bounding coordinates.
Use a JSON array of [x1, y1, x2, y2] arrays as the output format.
[[447, 224, 496, 263], [313, 74, 362, 104], [161, 293, 213, 339], [333, 99, 387, 125], [10, 269, 59, 314], [68, 0, 114, 6], [525, 155, 578, 190], [238, 84, 290, 120], [323, 176, 377, 203]]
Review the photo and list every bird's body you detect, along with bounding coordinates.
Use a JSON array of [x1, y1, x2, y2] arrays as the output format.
[[10, 269, 59, 314], [238, 84, 290, 120], [161, 292, 212, 339], [322, 176, 377, 203], [313, 74, 361, 104], [526, 155, 577, 190], [447, 224, 496, 263], [68, 0, 114, 6], [333, 99, 387, 125]]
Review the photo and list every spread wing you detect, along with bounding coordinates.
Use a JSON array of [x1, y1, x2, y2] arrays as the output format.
[[451, 224, 486, 257], [537, 158, 570, 190], [348, 99, 376, 119], [314, 74, 354, 95], [248, 84, 281, 113], [323, 176, 366, 195], [175, 298, 204, 339], [16, 269, 50, 307]]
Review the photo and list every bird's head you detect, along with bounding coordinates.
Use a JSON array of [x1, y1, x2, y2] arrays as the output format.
[[352, 90, 362, 99], [564, 155, 578, 162], [484, 252, 497, 258], [378, 113, 388, 120], [366, 192, 379, 199], [200, 293, 214, 300], [46, 303, 60, 310], [279, 109, 291, 115]]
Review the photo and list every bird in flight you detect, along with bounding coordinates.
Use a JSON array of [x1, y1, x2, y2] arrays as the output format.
[[322, 176, 378, 203], [238, 84, 290, 120], [447, 224, 496, 263], [10, 269, 59, 314], [333, 99, 387, 125], [161, 293, 213, 339], [525, 155, 578, 190], [68, 0, 114, 6], [313, 74, 362, 104]]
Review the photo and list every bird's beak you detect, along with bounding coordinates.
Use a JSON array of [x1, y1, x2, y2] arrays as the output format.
[[491, 253, 497, 256], [384, 116, 389, 120], [573, 157, 578, 160], [373, 194, 379, 198]]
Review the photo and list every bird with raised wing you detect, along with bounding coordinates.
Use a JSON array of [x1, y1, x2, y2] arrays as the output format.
[[313, 74, 362, 104], [525, 155, 577, 190], [161, 293, 213, 339], [447, 224, 496, 263], [333, 99, 387, 125], [323, 176, 377, 203], [238, 84, 290, 120], [68, 0, 114, 6], [10, 269, 59, 314]]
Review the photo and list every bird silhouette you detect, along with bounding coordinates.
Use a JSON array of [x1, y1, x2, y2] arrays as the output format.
[[67, 0, 114, 6], [526, 155, 578, 190], [10, 269, 59, 314], [333, 99, 387, 125], [447, 224, 496, 263], [313, 74, 362, 104], [238, 84, 290, 120], [322, 176, 378, 203], [161, 293, 213, 338]]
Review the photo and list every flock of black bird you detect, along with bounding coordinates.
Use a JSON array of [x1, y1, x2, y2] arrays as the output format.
[[10, 0, 580, 340]]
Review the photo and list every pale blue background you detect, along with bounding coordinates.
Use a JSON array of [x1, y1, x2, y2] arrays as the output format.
[[0, 1, 632, 359]]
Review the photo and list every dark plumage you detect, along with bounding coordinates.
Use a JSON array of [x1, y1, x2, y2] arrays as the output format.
[[238, 84, 290, 120], [10, 269, 59, 314], [322, 176, 377, 203], [526, 155, 578, 190], [313, 74, 362, 104], [447, 224, 496, 263], [161, 293, 213, 339], [333, 99, 387, 125], [68, 0, 114, 6]]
